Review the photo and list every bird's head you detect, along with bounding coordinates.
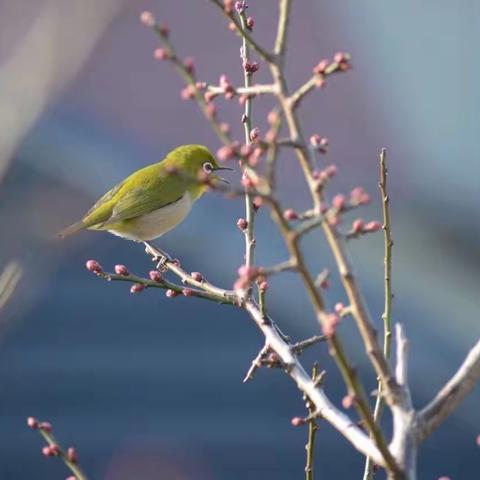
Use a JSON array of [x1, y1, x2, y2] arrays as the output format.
[[166, 144, 232, 188]]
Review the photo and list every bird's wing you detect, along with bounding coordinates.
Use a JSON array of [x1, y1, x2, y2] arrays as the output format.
[[89, 174, 187, 228]]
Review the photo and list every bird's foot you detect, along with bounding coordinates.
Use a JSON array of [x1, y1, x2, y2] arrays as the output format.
[[143, 242, 172, 272]]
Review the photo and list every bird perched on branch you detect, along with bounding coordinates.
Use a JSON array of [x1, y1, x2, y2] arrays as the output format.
[[59, 144, 230, 260]]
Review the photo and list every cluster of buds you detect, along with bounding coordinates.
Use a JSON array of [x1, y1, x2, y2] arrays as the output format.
[[347, 219, 382, 238], [323, 185, 373, 227], [333, 52, 351, 71], [27, 417, 79, 464], [310, 134, 329, 154]]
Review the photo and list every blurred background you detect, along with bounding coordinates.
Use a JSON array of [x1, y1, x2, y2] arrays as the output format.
[[0, 0, 478, 478]]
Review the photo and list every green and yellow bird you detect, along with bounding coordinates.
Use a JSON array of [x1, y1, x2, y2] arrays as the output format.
[[59, 145, 230, 250]]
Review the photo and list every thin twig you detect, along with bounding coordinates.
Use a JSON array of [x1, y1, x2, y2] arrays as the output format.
[[208, 0, 274, 62], [363, 148, 394, 480], [206, 83, 276, 96], [305, 362, 320, 480], [292, 335, 326, 354]]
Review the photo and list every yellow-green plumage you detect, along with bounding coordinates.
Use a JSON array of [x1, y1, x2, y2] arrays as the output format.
[[59, 144, 225, 241]]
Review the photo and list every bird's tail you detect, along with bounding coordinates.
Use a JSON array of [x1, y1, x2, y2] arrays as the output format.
[[57, 221, 85, 239]]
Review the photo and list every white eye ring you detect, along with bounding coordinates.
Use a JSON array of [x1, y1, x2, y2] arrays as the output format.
[[203, 162, 214, 174]]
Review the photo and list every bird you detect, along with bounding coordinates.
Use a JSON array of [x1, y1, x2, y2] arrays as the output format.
[[58, 144, 231, 260]]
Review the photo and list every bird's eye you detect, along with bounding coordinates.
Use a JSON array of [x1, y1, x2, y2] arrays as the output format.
[[203, 162, 214, 174]]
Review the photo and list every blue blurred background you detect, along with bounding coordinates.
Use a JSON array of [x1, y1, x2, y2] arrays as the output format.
[[0, 1, 478, 478]]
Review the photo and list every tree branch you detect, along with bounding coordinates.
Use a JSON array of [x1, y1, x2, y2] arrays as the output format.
[[416, 337, 480, 443]]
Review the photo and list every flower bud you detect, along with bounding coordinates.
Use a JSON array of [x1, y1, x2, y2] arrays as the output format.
[[191, 272, 203, 282], [283, 209, 298, 221], [332, 194, 346, 211], [246, 16, 255, 30], [166, 289, 178, 298], [352, 219, 365, 234], [249, 127, 260, 142], [342, 394, 354, 409], [313, 59, 329, 75], [364, 221, 382, 233], [130, 283, 145, 294], [182, 288, 195, 297], [183, 57, 195, 75], [67, 447, 78, 463], [334, 302, 345, 314], [149, 270, 162, 282], [85, 260, 102, 274], [114, 265, 129, 276], [153, 48, 170, 60], [258, 280, 268, 292], [27, 417, 39, 429], [140, 11, 155, 27], [237, 218, 248, 231], [39, 422, 52, 433], [291, 417, 305, 427]]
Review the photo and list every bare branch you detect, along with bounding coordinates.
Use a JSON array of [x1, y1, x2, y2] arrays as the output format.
[[207, 83, 276, 97], [243, 300, 387, 467], [364, 148, 395, 479], [274, 0, 292, 59], [305, 363, 320, 480], [416, 337, 480, 443], [208, 0, 274, 62]]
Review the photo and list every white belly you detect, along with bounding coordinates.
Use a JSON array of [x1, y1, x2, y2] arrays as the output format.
[[108, 193, 193, 241]]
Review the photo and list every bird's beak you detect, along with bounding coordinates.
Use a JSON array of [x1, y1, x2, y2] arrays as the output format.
[[214, 166, 233, 184]]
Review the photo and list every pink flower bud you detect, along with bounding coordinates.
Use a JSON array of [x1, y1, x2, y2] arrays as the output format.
[[332, 194, 346, 211], [320, 278, 330, 289], [240, 144, 254, 158], [42, 444, 59, 457], [241, 172, 255, 189], [246, 16, 255, 30], [140, 11, 155, 27], [237, 218, 248, 231], [252, 196, 263, 211], [149, 270, 162, 282], [291, 417, 305, 427], [267, 110, 279, 125], [191, 272, 203, 282], [217, 145, 236, 162], [313, 59, 329, 75], [27, 417, 39, 429], [283, 209, 298, 221], [39, 422, 52, 433], [182, 288, 195, 297], [204, 90, 217, 103], [114, 265, 129, 276], [219, 122, 230, 134], [153, 48, 170, 60], [352, 219, 364, 234], [66, 477, 77, 480], [183, 57, 195, 75], [85, 260, 102, 274], [235, 1, 247, 13], [342, 394, 354, 409], [476, 434, 480, 447], [364, 221, 382, 233], [350, 186, 371, 205], [322, 313, 340, 338], [224, 0, 234, 13], [67, 447, 78, 463], [249, 127, 260, 142], [334, 302, 345, 314], [130, 283, 145, 294], [324, 164, 337, 178], [180, 85, 196, 100], [166, 289, 178, 298], [258, 280, 268, 292]]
